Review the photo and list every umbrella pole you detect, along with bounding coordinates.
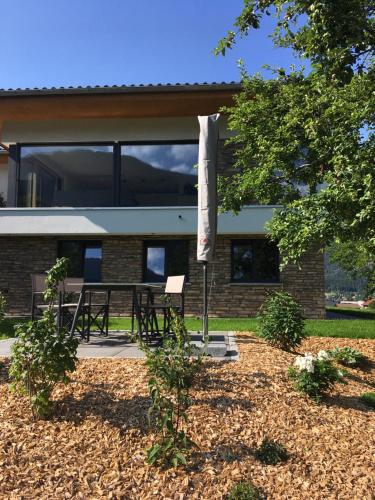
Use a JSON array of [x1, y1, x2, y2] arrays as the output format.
[[203, 260, 209, 345]]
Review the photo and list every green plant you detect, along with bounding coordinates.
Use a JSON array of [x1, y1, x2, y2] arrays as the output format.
[[329, 347, 365, 367], [9, 258, 78, 419], [257, 291, 306, 350], [0, 291, 6, 323], [367, 300, 375, 310], [360, 392, 375, 408], [254, 437, 288, 465], [228, 482, 263, 500], [140, 311, 202, 468], [288, 352, 344, 403]]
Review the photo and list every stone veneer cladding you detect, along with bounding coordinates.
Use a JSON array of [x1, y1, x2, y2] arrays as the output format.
[[0, 235, 325, 319]]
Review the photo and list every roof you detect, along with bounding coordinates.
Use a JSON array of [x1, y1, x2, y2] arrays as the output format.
[[0, 81, 241, 97]]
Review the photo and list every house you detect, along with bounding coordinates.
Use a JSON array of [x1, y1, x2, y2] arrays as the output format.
[[0, 82, 325, 318]]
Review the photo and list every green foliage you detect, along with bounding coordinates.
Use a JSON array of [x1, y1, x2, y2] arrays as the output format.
[[288, 354, 344, 403], [140, 312, 202, 468], [9, 258, 78, 419], [254, 437, 288, 465], [360, 392, 375, 408], [258, 291, 305, 350], [0, 292, 6, 324], [228, 482, 263, 500], [216, 1, 375, 273], [329, 346, 365, 367], [367, 300, 375, 310]]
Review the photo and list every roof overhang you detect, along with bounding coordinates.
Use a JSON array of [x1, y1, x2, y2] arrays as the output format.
[[0, 83, 240, 126]]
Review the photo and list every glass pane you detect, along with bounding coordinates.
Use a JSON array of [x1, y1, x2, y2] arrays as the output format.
[[18, 145, 114, 207], [168, 241, 189, 277], [253, 240, 280, 282], [232, 243, 253, 282], [146, 247, 165, 282], [58, 241, 83, 277], [120, 144, 198, 206], [84, 243, 102, 282]]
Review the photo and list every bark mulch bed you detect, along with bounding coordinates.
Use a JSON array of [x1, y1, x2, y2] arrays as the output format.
[[1, 335, 374, 499]]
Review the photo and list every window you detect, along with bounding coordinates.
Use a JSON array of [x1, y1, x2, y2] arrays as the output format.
[[18, 144, 114, 207], [58, 241, 102, 282], [231, 239, 280, 283], [143, 240, 189, 282], [121, 143, 198, 206]]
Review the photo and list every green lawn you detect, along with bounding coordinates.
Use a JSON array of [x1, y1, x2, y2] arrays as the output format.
[[326, 306, 375, 319], [1, 316, 374, 340]]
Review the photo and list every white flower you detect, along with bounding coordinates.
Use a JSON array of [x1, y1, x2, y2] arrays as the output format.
[[317, 350, 330, 361], [294, 353, 315, 373]]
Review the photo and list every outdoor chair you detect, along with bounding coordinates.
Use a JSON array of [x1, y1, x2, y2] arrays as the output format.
[[31, 273, 64, 319], [60, 278, 110, 341], [139, 275, 186, 340]]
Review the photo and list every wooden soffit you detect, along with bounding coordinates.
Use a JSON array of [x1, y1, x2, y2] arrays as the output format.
[[0, 89, 237, 124]]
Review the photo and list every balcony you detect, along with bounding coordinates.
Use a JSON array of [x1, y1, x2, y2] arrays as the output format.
[[0, 206, 280, 236]]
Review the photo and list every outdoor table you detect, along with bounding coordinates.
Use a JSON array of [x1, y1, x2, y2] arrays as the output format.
[[68, 282, 163, 341]]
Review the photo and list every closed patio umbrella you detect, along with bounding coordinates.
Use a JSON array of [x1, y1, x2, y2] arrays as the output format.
[[197, 113, 220, 342]]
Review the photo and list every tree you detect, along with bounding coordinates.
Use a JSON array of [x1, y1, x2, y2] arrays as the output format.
[[216, 1, 375, 276]]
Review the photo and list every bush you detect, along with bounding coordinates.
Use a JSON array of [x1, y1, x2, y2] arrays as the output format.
[[228, 482, 263, 500], [0, 292, 6, 323], [257, 291, 305, 350], [367, 299, 375, 309], [360, 392, 375, 408], [254, 437, 288, 465], [329, 346, 364, 367], [288, 351, 344, 403], [9, 258, 78, 419], [141, 311, 202, 468]]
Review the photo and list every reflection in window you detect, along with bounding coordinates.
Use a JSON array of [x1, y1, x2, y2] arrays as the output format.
[[121, 143, 198, 206], [231, 240, 280, 283], [143, 240, 189, 282], [18, 145, 114, 207], [58, 240, 102, 282]]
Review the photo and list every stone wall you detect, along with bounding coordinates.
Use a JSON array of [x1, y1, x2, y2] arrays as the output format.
[[0, 235, 325, 319]]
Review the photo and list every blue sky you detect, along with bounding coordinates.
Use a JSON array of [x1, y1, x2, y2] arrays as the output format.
[[0, 0, 301, 90]]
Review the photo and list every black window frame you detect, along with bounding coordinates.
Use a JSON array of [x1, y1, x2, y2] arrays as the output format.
[[231, 239, 280, 284], [57, 239, 103, 282], [142, 239, 190, 283], [14, 140, 198, 208]]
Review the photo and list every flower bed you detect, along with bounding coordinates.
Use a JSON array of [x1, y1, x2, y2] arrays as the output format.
[[0, 335, 374, 498]]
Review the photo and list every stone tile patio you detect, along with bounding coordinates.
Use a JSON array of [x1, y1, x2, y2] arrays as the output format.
[[0, 331, 238, 360]]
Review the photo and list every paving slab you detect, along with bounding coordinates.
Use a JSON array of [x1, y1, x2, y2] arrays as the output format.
[[0, 331, 238, 360]]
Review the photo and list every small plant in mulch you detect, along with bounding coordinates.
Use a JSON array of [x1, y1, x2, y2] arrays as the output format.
[[9, 258, 78, 419], [140, 311, 202, 468], [257, 291, 306, 351], [328, 347, 365, 367], [288, 351, 345, 403], [228, 481, 264, 500], [360, 392, 375, 408], [254, 437, 289, 465]]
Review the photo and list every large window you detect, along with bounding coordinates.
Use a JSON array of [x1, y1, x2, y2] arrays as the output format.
[[18, 145, 114, 207], [231, 239, 280, 283], [58, 241, 102, 282], [143, 240, 189, 282], [121, 143, 198, 206]]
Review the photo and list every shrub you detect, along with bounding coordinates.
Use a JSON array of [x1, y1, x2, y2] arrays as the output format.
[[0, 292, 6, 323], [9, 258, 78, 419], [329, 346, 364, 367], [360, 392, 375, 408], [141, 311, 202, 468], [254, 437, 288, 465], [288, 351, 344, 403], [228, 482, 263, 500], [366, 299, 375, 310], [257, 291, 305, 350]]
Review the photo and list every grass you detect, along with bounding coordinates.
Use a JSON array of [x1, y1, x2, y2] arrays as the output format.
[[326, 306, 375, 319], [1, 316, 374, 340]]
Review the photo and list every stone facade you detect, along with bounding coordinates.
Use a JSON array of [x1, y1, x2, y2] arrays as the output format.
[[0, 235, 325, 319]]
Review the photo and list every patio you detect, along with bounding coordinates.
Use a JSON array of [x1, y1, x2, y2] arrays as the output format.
[[0, 331, 239, 360]]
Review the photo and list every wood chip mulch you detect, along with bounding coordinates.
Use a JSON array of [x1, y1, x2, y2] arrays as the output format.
[[1, 334, 374, 499]]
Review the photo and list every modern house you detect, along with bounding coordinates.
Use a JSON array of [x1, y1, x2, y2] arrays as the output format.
[[0, 83, 325, 318]]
